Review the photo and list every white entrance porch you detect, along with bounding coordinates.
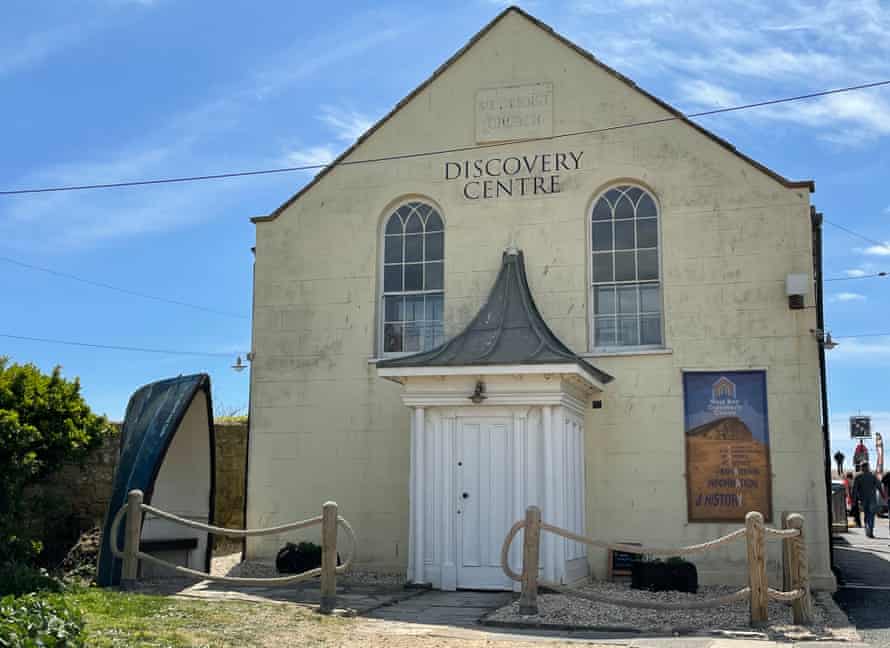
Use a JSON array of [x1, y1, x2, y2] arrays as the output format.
[[377, 249, 612, 591], [389, 374, 596, 591]]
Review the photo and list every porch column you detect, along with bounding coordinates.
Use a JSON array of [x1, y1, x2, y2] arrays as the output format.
[[542, 405, 557, 583], [441, 416, 456, 590], [412, 406, 426, 584], [553, 406, 567, 583]]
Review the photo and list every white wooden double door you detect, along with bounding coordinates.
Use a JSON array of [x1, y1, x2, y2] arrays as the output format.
[[410, 406, 587, 591]]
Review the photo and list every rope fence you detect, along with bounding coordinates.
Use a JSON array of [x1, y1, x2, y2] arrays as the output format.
[[500, 506, 813, 626], [110, 489, 356, 613]]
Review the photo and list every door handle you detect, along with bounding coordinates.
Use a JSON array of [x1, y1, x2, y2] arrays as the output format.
[[462, 492, 470, 499]]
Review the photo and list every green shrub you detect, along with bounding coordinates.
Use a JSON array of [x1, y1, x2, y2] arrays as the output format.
[[0, 563, 62, 598], [0, 593, 85, 647], [0, 358, 113, 566]]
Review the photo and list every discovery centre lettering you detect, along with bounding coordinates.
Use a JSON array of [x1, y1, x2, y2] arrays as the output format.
[[444, 151, 584, 200]]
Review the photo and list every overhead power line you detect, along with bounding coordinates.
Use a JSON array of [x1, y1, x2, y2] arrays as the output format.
[[824, 272, 888, 282], [824, 219, 889, 249], [833, 332, 890, 339], [0, 333, 241, 357], [2, 79, 890, 196], [0, 256, 248, 319]]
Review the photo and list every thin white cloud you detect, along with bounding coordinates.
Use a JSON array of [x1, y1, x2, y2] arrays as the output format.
[[676, 79, 890, 146], [678, 80, 741, 109], [830, 336, 890, 362], [0, 0, 161, 79], [0, 17, 403, 251], [283, 146, 337, 169], [318, 106, 375, 143], [830, 292, 866, 303], [845, 269, 869, 278], [0, 23, 96, 78], [567, 0, 890, 143], [863, 243, 890, 256]]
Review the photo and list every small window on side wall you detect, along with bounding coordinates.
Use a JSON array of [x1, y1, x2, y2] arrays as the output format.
[[381, 201, 444, 354], [590, 185, 662, 350]]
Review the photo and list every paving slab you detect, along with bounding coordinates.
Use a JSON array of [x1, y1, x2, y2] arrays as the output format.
[[364, 589, 513, 626]]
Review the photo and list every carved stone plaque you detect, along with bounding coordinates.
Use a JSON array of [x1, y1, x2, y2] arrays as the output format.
[[475, 82, 553, 143]]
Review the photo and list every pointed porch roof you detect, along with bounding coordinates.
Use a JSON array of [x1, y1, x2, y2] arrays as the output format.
[[377, 248, 612, 388]]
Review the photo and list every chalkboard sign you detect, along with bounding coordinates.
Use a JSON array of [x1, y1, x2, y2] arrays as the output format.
[[608, 543, 641, 579]]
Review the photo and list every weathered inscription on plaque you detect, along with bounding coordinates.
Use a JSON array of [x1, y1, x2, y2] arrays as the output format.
[[476, 82, 553, 143]]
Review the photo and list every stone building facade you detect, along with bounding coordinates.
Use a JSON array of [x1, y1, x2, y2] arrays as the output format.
[[246, 7, 833, 590]]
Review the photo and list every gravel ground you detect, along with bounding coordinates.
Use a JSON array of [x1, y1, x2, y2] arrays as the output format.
[[212, 554, 406, 586], [489, 581, 833, 638]]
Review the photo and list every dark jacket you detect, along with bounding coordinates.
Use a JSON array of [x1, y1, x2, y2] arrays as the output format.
[[853, 471, 883, 514]]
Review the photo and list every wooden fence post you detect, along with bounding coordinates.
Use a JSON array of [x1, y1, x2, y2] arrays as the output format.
[[787, 513, 813, 625], [519, 506, 541, 616], [781, 512, 791, 592], [745, 511, 768, 626], [319, 501, 338, 614], [121, 489, 143, 590]]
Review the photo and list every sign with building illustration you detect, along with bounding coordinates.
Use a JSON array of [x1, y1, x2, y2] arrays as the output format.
[[684, 371, 772, 522]]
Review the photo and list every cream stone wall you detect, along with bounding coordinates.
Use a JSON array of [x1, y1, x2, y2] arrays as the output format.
[[247, 10, 831, 587]]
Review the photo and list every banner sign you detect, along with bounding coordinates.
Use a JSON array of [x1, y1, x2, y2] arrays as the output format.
[[683, 371, 772, 522], [850, 416, 871, 439]]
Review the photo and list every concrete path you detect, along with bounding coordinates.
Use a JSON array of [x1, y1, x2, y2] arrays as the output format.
[[834, 523, 890, 646], [365, 589, 513, 626]]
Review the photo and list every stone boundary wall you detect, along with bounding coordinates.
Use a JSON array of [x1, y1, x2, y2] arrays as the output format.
[[24, 422, 248, 562], [213, 422, 249, 531]]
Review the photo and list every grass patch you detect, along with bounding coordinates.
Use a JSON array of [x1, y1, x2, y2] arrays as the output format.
[[64, 586, 347, 647]]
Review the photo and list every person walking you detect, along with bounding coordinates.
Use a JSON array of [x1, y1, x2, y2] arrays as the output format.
[[882, 470, 890, 535], [845, 471, 861, 528], [853, 462, 884, 538]]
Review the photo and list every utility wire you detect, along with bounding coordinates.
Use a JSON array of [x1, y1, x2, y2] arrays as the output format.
[[0, 333, 241, 358], [824, 219, 889, 249], [1, 327, 883, 359], [833, 332, 890, 339], [0, 256, 248, 319], [2, 79, 890, 196], [825, 272, 888, 282]]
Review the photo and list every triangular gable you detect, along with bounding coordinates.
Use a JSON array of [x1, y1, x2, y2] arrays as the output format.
[[253, 5, 813, 224]]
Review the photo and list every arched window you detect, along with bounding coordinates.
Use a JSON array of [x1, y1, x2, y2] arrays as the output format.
[[381, 201, 444, 354], [590, 185, 662, 349]]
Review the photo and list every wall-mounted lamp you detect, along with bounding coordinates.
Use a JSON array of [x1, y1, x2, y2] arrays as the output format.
[[810, 329, 839, 350], [786, 273, 810, 310], [469, 380, 487, 404]]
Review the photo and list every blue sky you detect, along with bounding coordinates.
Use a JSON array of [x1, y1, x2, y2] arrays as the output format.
[[1, 0, 888, 461]]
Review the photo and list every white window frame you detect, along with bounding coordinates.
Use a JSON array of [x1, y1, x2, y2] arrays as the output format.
[[378, 198, 445, 357], [587, 183, 665, 353]]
